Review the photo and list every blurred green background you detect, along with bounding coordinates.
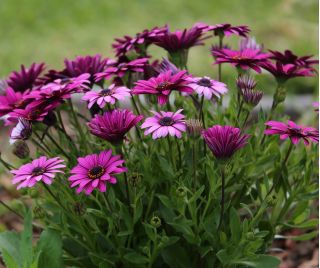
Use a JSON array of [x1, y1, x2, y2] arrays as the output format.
[[0, 0, 318, 94]]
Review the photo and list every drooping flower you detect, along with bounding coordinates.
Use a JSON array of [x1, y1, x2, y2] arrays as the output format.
[[69, 150, 127, 195], [199, 23, 250, 37], [264, 120, 319, 145], [212, 48, 270, 73], [269, 50, 318, 69], [7, 63, 45, 92], [188, 76, 228, 99], [10, 118, 32, 144], [132, 70, 192, 105], [95, 58, 148, 81], [11, 156, 65, 189], [87, 109, 143, 144], [141, 109, 186, 139], [82, 84, 131, 108], [202, 125, 250, 159], [0, 87, 29, 116]]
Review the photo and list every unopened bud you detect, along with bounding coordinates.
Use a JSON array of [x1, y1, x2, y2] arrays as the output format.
[[176, 186, 187, 197], [186, 119, 203, 137], [129, 172, 142, 187], [150, 216, 161, 228], [33, 206, 46, 219], [12, 140, 30, 159], [73, 202, 86, 216]]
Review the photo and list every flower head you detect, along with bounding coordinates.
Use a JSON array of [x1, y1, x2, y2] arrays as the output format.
[[82, 84, 131, 108], [0, 87, 29, 117], [88, 109, 143, 144], [11, 156, 65, 189], [186, 119, 203, 137], [132, 70, 192, 105], [202, 125, 250, 159], [7, 63, 45, 92], [236, 75, 257, 90], [69, 150, 127, 195], [264, 120, 319, 145], [141, 109, 186, 139], [269, 50, 318, 69], [10, 118, 32, 144], [188, 76, 228, 99], [204, 23, 250, 37], [212, 48, 270, 73], [241, 88, 263, 107], [239, 37, 262, 51]]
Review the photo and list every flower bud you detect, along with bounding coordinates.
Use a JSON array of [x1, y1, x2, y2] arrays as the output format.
[[266, 195, 277, 206], [28, 188, 39, 198], [150, 216, 161, 228], [241, 88, 263, 107], [33, 206, 46, 219], [43, 111, 57, 126], [73, 202, 86, 216], [246, 232, 255, 240], [12, 140, 30, 159], [129, 172, 142, 187], [176, 186, 187, 197], [236, 75, 257, 91], [186, 119, 203, 137]]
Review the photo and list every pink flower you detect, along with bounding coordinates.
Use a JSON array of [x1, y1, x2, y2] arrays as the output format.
[[0, 87, 29, 117], [205, 23, 250, 37], [312, 102, 319, 113], [10, 118, 32, 144], [69, 150, 127, 195], [202, 125, 250, 159], [11, 156, 65, 189], [188, 76, 228, 99], [264, 120, 319, 145], [82, 84, 131, 108], [132, 70, 192, 105], [141, 109, 186, 139], [87, 109, 143, 144]]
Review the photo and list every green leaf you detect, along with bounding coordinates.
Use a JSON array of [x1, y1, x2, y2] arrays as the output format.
[[36, 229, 63, 268], [157, 194, 173, 208], [229, 207, 241, 242], [20, 209, 33, 268], [284, 218, 318, 229], [123, 252, 149, 264], [188, 186, 205, 203], [2, 249, 19, 268], [232, 254, 281, 268], [0, 231, 21, 266]]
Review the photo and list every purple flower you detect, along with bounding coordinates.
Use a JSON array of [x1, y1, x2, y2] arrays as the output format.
[[202, 125, 250, 159], [265, 120, 319, 145], [7, 63, 45, 92], [151, 25, 208, 53], [312, 102, 319, 113], [11, 156, 65, 189], [241, 88, 263, 107], [212, 48, 270, 73], [141, 109, 186, 139], [269, 50, 318, 69], [69, 150, 127, 195], [200, 23, 250, 37], [236, 75, 257, 90], [82, 84, 131, 108], [132, 70, 192, 105], [95, 58, 148, 81], [88, 109, 143, 144], [188, 76, 228, 99], [239, 37, 262, 51], [0, 87, 29, 117], [10, 118, 32, 144]]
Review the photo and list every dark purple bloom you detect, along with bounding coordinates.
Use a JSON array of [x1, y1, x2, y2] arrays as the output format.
[[241, 88, 263, 107], [236, 75, 257, 90], [7, 63, 45, 92], [212, 48, 270, 73], [10, 118, 32, 144], [0, 87, 29, 117], [202, 125, 250, 159], [132, 70, 192, 105], [199, 23, 250, 37], [269, 50, 318, 69], [87, 109, 143, 144], [239, 37, 263, 51]]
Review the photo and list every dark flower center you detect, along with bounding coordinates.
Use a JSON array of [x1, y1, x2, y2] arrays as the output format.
[[32, 167, 45, 176], [100, 89, 113, 96], [288, 127, 304, 137], [197, 78, 212, 87], [159, 116, 174, 126], [88, 165, 105, 179], [157, 81, 172, 91]]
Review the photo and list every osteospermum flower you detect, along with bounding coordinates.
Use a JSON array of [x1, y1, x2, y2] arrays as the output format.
[[269, 50, 318, 69], [239, 37, 262, 51], [188, 76, 228, 99], [202, 125, 250, 159], [11, 156, 65, 190], [198, 23, 250, 37], [87, 109, 143, 144], [141, 109, 186, 139], [10, 118, 32, 144], [264, 120, 319, 145], [0, 87, 29, 117], [7, 63, 45, 92], [82, 84, 131, 108], [241, 88, 263, 107], [236, 75, 257, 90], [69, 150, 127, 195], [212, 48, 270, 73], [132, 70, 192, 105]]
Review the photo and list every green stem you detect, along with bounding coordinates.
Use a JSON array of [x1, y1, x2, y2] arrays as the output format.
[[0, 200, 23, 218], [241, 110, 250, 129], [0, 155, 14, 170], [46, 132, 71, 160], [218, 166, 225, 230], [218, 36, 223, 81], [42, 182, 69, 212]]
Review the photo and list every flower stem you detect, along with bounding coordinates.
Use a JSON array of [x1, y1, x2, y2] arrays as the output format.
[[218, 36, 223, 81], [42, 182, 69, 212], [0, 200, 23, 218], [218, 166, 225, 230], [198, 95, 204, 120], [46, 132, 71, 160], [0, 155, 14, 170], [192, 141, 197, 189], [241, 110, 250, 129]]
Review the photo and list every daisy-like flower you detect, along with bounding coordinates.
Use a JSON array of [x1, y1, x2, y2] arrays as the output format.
[[312, 102, 319, 113], [188, 76, 228, 99], [7, 63, 45, 92], [69, 150, 127, 195], [10, 118, 32, 144], [198, 23, 250, 37], [202, 125, 250, 159], [95, 58, 148, 81], [212, 48, 270, 73], [82, 84, 131, 108], [87, 109, 143, 144], [141, 109, 186, 139], [132, 70, 192, 105], [264, 120, 319, 145], [11, 156, 65, 190], [269, 50, 318, 69], [0, 87, 29, 117]]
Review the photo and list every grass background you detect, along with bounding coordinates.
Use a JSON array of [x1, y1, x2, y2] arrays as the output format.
[[0, 0, 318, 93]]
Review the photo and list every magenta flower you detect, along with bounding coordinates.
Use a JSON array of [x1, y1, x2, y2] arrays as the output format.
[[241, 88, 263, 107], [141, 109, 186, 139], [236, 75, 257, 90], [312, 102, 319, 113], [264, 120, 319, 145], [11, 156, 65, 190], [7, 63, 45, 92], [132, 70, 192, 105], [269, 50, 318, 69], [82, 84, 131, 108], [0, 87, 29, 117], [239, 37, 262, 51], [95, 58, 148, 81], [188, 76, 228, 99], [212, 48, 270, 73], [69, 150, 127, 195], [88, 109, 143, 144], [198, 23, 250, 37], [10, 118, 32, 144], [202, 125, 250, 159]]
